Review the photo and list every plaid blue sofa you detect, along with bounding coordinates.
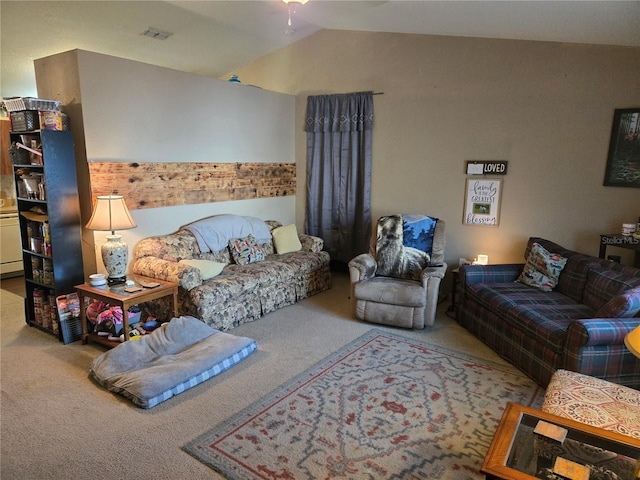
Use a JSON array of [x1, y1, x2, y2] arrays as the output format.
[[456, 237, 640, 389]]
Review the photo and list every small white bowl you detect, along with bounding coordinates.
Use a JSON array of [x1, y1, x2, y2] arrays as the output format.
[[89, 273, 107, 286]]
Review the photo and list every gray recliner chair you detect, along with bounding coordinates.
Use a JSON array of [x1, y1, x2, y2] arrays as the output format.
[[348, 215, 447, 329]]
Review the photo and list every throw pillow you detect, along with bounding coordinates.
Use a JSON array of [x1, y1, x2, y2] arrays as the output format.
[[376, 215, 429, 281], [272, 224, 302, 254], [583, 264, 640, 312], [594, 287, 640, 318], [178, 259, 225, 280], [229, 234, 265, 265], [402, 215, 437, 255], [517, 242, 568, 292]]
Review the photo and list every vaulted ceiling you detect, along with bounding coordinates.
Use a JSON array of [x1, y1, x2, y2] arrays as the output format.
[[1, 1, 639, 97]]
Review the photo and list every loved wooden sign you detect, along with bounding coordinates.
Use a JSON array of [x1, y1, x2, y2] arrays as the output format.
[[466, 161, 508, 175]]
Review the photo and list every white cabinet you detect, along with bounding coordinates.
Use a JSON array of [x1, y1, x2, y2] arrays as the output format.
[[1, 211, 22, 275]]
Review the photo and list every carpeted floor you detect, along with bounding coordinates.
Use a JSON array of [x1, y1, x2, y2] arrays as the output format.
[[1, 271, 540, 479]]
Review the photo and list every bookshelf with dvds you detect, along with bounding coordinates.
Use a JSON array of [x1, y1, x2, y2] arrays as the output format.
[[11, 128, 84, 340]]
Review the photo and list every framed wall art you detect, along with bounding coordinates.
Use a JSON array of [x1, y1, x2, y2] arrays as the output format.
[[463, 178, 502, 227], [603, 108, 640, 188]]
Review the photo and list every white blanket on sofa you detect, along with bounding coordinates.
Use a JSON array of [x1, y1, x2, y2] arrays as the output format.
[[184, 214, 272, 253]]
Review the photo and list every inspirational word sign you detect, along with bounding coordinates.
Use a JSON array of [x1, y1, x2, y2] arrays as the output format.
[[466, 161, 508, 175], [463, 178, 502, 227]]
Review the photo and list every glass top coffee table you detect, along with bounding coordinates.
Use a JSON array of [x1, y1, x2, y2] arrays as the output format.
[[481, 402, 640, 480]]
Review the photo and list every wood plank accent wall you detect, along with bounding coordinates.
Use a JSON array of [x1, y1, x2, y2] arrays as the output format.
[[88, 162, 296, 210]]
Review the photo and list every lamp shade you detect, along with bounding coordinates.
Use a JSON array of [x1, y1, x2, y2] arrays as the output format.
[[476, 254, 489, 265], [625, 324, 640, 359], [86, 195, 137, 233]]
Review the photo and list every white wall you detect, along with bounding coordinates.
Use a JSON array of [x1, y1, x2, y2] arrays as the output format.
[[76, 50, 293, 165], [36, 50, 296, 276]]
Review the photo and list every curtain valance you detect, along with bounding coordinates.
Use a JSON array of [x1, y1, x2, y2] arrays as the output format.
[[305, 91, 374, 133]]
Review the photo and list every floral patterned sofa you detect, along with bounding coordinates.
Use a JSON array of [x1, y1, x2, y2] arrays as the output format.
[[131, 215, 331, 331], [456, 237, 640, 389]]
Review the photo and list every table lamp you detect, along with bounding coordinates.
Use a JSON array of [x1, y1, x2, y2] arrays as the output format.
[[475, 254, 489, 265], [624, 324, 640, 359], [86, 195, 137, 284]]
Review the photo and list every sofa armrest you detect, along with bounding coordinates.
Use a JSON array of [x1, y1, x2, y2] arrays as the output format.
[[459, 263, 524, 287], [563, 319, 640, 385], [133, 229, 200, 262], [565, 318, 640, 347], [132, 257, 203, 291], [299, 234, 324, 253], [348, 253, 377, 283], [421, 262, 447, 328]]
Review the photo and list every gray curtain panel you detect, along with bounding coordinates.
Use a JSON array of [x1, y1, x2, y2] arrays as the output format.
[[304, 91, 373, 263]]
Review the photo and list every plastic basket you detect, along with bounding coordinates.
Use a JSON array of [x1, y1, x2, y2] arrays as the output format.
[[3, 97, 61, 112], [60, 314, 83, 345], [10, 110, 39, 131], [9, 142, 30, 165], [57, 293, 82, 344]]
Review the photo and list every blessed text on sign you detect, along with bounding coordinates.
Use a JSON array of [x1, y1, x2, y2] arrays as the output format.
[[463, 178, 502, 227]]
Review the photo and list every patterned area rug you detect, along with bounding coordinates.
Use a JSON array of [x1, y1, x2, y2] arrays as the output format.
[[183, 329, 544, 479]]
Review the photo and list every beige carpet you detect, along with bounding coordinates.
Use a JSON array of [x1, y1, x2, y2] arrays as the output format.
[[1, 271, 517, 479]]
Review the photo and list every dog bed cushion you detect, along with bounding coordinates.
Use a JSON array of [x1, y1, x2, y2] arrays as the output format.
[[89, 315, 257, 408]]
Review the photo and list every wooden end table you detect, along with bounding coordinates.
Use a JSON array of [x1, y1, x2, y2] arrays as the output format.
[[76, 275, 178, 348], [481, 402, 640, 480], [446, 267, 460, 317]]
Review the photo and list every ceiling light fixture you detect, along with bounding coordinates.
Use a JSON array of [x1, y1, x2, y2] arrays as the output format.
[[282, 0, 309, 36]]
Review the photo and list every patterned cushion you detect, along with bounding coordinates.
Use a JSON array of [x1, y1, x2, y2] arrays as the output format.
[[467, 281, 579, 310], [538, 370, 640, 480], [518, 242, 568, 292], [504, 304, 593, 354], [229, 234, 265, 265], [595, 286, 640, 318], [542, 369, 640, 439], [525, 238, 607, 303], [583, 264, 640, 312]]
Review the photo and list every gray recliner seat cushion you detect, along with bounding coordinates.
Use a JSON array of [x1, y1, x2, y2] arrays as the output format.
[[354, 276, 426, 307]]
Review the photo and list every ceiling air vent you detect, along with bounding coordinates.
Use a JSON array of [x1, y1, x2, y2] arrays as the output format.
[[142, 27, 173, 40]]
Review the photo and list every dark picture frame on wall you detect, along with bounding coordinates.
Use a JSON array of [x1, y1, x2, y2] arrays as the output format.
[[603, 108, 640, 188]]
